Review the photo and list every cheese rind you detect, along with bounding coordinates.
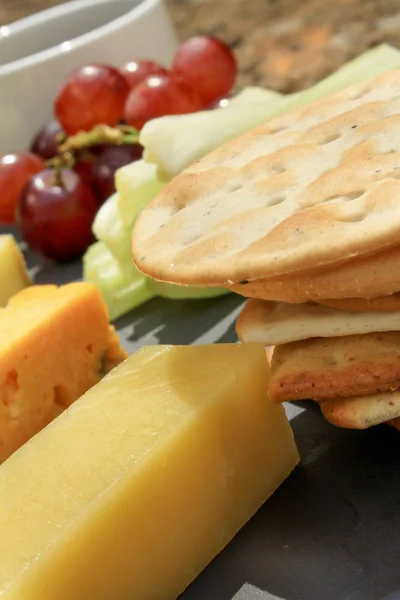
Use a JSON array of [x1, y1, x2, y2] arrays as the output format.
[[0, 282, 127, 462], [0, 235, 31, 306], [0, 343, 299, 600]]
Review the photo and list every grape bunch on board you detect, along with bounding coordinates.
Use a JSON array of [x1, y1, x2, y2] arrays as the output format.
[[0, 36, 237, 261]]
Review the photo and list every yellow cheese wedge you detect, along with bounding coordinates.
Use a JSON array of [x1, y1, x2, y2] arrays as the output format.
[[0, 343, 299, 600], [0, 235, 31, 306]]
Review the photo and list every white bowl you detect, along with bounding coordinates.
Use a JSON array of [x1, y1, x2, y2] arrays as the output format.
[[0, 0, 178, 154]]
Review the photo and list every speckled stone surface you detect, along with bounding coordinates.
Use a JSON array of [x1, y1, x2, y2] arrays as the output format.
[[2, 0, 400, 91]]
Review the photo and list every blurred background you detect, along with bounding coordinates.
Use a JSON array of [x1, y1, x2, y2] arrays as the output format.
[[2, 0, 400, 93]]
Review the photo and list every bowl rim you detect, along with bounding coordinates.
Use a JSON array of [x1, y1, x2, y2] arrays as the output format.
[[0, 0, 160, 77]]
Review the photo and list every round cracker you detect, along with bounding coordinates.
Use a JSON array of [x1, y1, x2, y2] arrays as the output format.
[[229, 245, 400, 303], [133, 70, 400, 286], [237, 297, 400, 346], [317, 294, 400, 312]]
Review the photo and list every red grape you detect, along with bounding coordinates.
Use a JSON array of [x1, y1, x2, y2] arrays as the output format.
[[120, 59, 168, 90], [124, 74, 202, 130], [30, 120, 64, 159], [18, 168, 98, 261], [74, 157, 96, 188], [0, 153, 45, 224], [55, 64, 130, 134], [172, 36, 237, 107], [93, 144, 143, 201]]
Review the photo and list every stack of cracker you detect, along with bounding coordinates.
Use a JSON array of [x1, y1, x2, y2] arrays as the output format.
[[132, 69, 400, 432]]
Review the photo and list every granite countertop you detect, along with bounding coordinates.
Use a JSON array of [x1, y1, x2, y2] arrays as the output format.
[[2, 0, 400, 92]]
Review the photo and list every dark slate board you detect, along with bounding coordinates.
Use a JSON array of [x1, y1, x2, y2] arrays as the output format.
[[15, 238, 400, 600]]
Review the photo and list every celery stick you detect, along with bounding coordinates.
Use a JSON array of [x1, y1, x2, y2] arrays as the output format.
[[83, 243, 141, 295], [140, 89, 284, 180], [230, 87, 282, 106], [141, 101, 284, 180], [92, 193, 133, 266], [83, 242, 154, 321], [92, 193, 140, 276], [115, 160, 166, 229], [141, 44, 400, 178], [148, 279, 229, 300], [91, 169, 228, 309]]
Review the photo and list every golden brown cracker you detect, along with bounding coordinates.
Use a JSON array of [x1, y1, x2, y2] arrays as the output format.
[[320, 392, 400, 429], [269, 331, 400, 403]]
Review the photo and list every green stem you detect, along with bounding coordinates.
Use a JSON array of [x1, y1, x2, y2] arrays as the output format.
[[45, 124, 140, 172], [59, 124, 139, 154], [52, 159, 64, 188], [46, 151, 75, 171]]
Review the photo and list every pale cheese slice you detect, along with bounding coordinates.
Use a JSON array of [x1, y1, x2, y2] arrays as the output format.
[[0, 343, 299, 600]]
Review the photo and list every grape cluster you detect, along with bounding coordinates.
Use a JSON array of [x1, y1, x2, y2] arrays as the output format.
[[0, 36, 237, 261]]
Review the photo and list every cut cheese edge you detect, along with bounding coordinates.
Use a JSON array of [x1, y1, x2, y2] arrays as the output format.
[[0, 235, 31, 306], [0, 343, 299, 600], [0, 282, 127, 462]]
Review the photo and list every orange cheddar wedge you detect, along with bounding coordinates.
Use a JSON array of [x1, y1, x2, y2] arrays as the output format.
[[0, 282, 127, 462], [0, 344, 299, 600]]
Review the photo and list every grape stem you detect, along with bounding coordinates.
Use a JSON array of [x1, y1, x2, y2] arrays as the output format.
[[59, 124, 139, 153], [45, 124, 140, 178], [46, 151, 75, 180], [53, 162, 64, 188]]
